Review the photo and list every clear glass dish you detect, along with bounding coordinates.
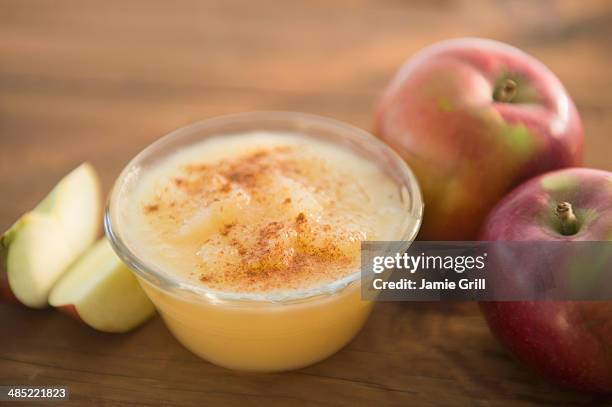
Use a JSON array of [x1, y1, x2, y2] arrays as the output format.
[[105, 111, 423, 371]]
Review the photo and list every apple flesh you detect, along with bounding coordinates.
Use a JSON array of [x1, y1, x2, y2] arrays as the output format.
[[374, 38, 583, 240], [480, 168, 612, 392], [49, 239, 155, 333], [0, 163, 102, 308], [34, 162, 102, 254]]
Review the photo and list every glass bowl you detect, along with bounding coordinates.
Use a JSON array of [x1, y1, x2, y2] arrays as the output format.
[[105, 111, 423, 371]]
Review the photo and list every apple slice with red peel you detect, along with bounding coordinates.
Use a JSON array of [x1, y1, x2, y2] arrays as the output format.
[[0, 163, 102, 308], [49, 239, 155, 333]]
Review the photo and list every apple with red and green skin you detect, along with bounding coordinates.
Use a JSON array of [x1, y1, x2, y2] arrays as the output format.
[[374, 38, 584, 240], [479, 168, 612, 392]]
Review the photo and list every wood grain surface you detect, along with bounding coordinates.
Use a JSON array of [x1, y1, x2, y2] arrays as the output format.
[[1, 1, 611, 405]]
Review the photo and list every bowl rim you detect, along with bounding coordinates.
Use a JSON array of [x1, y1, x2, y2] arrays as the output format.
[[104, 111, 423, 304]]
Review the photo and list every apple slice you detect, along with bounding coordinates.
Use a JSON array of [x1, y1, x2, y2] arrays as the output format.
[[49, 239, 156, 333], [1, 213, 76, 307], [34, 163, 102, 254], [0, 163, 102, 308]]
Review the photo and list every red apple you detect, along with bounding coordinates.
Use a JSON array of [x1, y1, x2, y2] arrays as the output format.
[[480, 168, 612, 392], [374, 38, 583, 240]]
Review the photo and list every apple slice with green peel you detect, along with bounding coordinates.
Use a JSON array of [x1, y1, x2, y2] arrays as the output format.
[[49, 239, 156, 333], [1, 213, 76, 307], [0, 163, 102, 307]]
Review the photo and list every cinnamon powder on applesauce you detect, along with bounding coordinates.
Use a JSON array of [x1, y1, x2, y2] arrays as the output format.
[[141, 145, 368, 293]]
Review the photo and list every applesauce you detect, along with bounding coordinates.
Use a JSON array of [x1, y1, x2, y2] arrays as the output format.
[[106, 112, 422, 371]]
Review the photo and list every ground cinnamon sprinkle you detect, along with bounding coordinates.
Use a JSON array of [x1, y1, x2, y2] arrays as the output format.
[[142, 144, 364, 292], [143, 203, 159, 213], [296, 212, 306, 224], [220, 222, 236, 236]]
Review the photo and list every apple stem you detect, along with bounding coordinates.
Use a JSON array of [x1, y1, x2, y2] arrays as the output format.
[[494, 78, 518, 103], [556, 202, 578, 236]]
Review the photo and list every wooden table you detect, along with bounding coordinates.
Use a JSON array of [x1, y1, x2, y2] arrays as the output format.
[[1, 1, 611, 405]]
